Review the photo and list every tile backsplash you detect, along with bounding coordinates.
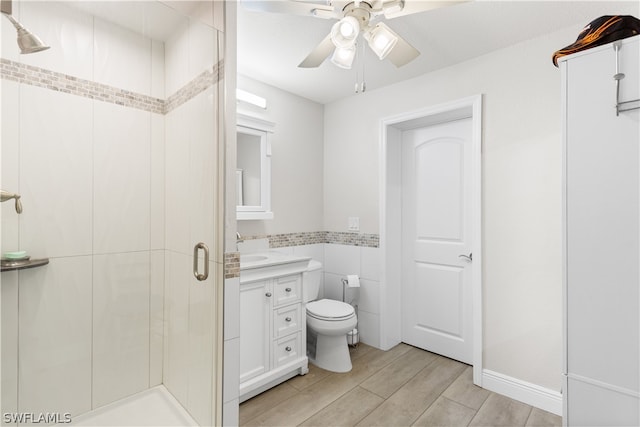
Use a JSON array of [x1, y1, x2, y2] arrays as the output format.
[[238, 231, 379, 249]]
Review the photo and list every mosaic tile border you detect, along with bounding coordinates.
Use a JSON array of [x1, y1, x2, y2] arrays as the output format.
[[0, 58, 223, 115], [164, 61, 223, 114], [239, 231, 380, 249], [224, 252, 240, 279], [325, 231, 379, 248], [266, 231, 328, 248]]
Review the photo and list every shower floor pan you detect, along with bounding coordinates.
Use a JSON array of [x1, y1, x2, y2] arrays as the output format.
[[70, 386, 197, 426]]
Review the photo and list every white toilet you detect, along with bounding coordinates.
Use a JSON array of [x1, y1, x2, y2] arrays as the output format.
[[303, 260, 357, 373]]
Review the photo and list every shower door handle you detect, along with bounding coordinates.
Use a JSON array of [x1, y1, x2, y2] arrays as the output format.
[[193, 242, 210, 281]]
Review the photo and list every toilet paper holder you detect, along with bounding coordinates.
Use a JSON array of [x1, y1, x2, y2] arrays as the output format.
[[341, 274, 360, 303], [342, 275, 360, 348]]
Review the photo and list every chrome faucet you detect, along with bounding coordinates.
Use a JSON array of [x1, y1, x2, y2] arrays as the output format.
[[1, 190, 22, 214]]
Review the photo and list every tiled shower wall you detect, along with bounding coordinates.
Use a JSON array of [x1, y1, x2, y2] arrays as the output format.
[[1, 2, 221, 425]]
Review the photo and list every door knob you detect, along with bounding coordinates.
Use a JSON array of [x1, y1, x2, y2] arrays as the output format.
[[458, 253, 472, 262]]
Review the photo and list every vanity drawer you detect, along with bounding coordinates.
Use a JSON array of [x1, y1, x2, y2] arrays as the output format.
[[273, 332, 301, 368], [274, 275, 301, 307], [274, 304, 301, 339]]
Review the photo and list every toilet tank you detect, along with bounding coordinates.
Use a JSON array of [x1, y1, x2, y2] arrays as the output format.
[[303, 260, 322, 303]]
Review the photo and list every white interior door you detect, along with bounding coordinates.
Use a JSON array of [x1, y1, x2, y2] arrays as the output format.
[[401, 118, 473, 364]]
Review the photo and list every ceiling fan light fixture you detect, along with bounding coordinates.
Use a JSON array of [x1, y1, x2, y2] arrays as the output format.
[[331, 45, 356, 69], [311, 8, 337, 19], [364, 23, 398, 60], [382, 0, 404, 17], [330, 16, 359, 48]]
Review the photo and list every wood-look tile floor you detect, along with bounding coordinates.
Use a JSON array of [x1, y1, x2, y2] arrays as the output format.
[[239, 343, 562, 427]]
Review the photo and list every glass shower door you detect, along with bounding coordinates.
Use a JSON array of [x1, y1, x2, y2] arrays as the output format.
[[155, 2, 223, 426]]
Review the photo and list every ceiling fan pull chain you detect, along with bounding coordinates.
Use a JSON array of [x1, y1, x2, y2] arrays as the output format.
[[354, 40, 361, 93], [360, 40, 366, 92], [353, 40, 365, 94]]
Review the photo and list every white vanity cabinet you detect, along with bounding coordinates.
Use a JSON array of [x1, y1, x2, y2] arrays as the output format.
[[239, 280, 271, 385], [561, 36, 639, 426], [239, 255, 310, 402]]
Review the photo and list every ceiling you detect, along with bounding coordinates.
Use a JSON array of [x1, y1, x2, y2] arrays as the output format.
[[69, 1, 215, 42], [237, 0, 640, 104]]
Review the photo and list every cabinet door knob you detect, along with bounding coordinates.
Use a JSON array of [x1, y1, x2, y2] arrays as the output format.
[[285, 287, 292, 292], [285, 317, 292, 322], [265, 292, 272, 297], [285, 346, 292, 352]]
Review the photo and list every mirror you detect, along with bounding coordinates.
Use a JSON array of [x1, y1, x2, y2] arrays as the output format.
[[237, 129, 262, 207], [237, 114, 274, 220]]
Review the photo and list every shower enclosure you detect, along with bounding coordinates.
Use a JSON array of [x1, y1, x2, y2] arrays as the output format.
[[1, 1, 224, 425]]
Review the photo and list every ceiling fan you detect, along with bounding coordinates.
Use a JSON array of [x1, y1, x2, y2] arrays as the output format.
[[241, 0, 467, 69]]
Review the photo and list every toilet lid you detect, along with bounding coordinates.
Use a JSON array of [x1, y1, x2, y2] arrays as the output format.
[[307, 299, 355, 320]]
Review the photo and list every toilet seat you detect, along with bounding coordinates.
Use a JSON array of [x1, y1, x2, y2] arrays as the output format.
[[306, 299, 355, 321]]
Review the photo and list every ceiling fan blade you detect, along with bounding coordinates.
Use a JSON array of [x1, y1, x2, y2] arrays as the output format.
[[386, 32, 420, 67], [384, 0, 469, 19], [298, 33, 334, 68], [241, 0, 338, 18]]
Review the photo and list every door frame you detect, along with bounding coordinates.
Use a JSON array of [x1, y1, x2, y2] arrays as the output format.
[[379, 94, 483, 385]]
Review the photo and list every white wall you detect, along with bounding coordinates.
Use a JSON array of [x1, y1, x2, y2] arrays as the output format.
[[236, 75, 324, 236], [323, 26, 588, 393]]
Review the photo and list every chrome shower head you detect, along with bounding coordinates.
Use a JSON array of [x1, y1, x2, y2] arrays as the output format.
[[2, 12, 49, 54], [16, 26, 50, 54]]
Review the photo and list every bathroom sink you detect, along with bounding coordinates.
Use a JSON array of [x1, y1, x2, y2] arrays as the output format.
[[239, 252, 311, 280], [240, 254, 269, 263]]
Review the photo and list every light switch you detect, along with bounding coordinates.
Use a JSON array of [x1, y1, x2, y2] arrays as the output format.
[[348, 217, 359, 232]]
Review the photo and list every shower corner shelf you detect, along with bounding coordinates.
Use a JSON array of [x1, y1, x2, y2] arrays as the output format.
[[1, 258, 49, 272]]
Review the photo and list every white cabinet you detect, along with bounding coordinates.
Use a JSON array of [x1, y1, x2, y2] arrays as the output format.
[[239, 272, 308, 402], [239, 281, 270, 385], [561, 36, 639, 426]]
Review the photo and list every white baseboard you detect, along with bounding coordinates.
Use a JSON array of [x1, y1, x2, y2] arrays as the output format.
[[482, 369, 563, 416]]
